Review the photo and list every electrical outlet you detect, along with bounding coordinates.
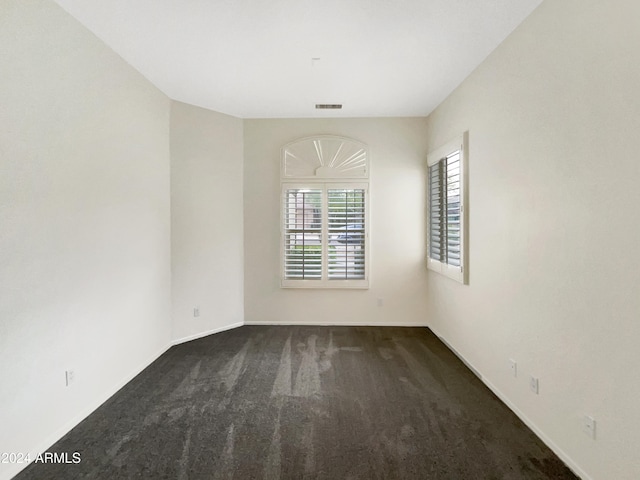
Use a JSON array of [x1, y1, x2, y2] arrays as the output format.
[[377, 298, 384, 307], [65, 370, 75, 387], [582, 415, 596, 439], [509, 359, 517, 377], [529, 375, 539, 394], [193, 307, 200, 317]]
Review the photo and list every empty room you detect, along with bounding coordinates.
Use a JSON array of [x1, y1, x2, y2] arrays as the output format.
[[1, 0, 639, 479]]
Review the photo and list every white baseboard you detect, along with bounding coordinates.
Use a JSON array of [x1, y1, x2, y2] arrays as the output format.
[[479, 376, 591, 480], [429, 326, 591, 480], [431, 332, 484, 381], [3, 343, 171, 480], [244, 320, 428, 327], [171, 321, 244, 345]]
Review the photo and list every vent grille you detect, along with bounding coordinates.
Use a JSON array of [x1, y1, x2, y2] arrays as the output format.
[[315, 104, 342, 110]]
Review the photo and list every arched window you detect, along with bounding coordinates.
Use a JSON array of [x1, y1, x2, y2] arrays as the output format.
[[281, 136, 370, 288]]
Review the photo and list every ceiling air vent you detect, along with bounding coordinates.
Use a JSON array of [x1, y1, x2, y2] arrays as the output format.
[[315, 104, 342, 110]]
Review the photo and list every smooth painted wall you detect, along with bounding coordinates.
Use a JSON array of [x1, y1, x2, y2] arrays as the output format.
[[170, 101, 245, 342], [244, 118, 429, 325], [0, 1, 172, 478], [424, 1, 640, 479]]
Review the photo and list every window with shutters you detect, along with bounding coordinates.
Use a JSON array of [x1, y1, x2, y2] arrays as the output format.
[[427, 133, 468, 284], [281, 137, 369, 288]]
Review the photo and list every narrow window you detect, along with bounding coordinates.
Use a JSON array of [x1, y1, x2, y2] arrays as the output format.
[[427, 133, 468, 284]]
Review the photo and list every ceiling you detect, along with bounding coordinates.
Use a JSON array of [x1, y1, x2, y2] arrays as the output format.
[[53, 0, 543, 118]]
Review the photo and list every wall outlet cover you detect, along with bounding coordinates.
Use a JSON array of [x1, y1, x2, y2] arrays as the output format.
[[582, 415, 596, 439]]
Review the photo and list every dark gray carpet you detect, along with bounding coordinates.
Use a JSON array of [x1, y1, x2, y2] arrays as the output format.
[[15, 326, 578, 479]]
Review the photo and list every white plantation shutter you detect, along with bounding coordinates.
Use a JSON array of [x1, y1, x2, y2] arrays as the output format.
[[428, 160, 445, 262], [445, 151, 461, 267], [328, 189, 366, 280], [427, 133, 468, 284], [283, 189, 323, 280]]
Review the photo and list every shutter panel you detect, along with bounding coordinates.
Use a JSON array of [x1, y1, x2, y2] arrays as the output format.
[[428, 161, 445, 262], [445, 151, 461, 268], [327, 189, 366, 280], [283, 189, 323, 280], [429, 150, 462, 268]]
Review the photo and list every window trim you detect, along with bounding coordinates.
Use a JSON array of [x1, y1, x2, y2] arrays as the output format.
[[281, 182, 369, 289], [427, 132, 469, 284]]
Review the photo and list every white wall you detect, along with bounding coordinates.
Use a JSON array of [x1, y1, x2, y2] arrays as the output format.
[[170, 101, 245, 342], [0, 1, 172, 478], [244, 118, 429, 325], [424, 1, 640, 479]]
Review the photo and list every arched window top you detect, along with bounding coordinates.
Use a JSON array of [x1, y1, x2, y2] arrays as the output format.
[[281, 136, 369, 180]]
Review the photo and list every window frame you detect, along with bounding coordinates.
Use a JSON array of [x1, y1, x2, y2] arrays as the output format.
[[281, 182, 369, 289], [426, 132, 469, 284]]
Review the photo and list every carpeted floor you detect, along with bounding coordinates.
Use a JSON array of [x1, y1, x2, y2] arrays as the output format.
[[15, 326, 578, 479]]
